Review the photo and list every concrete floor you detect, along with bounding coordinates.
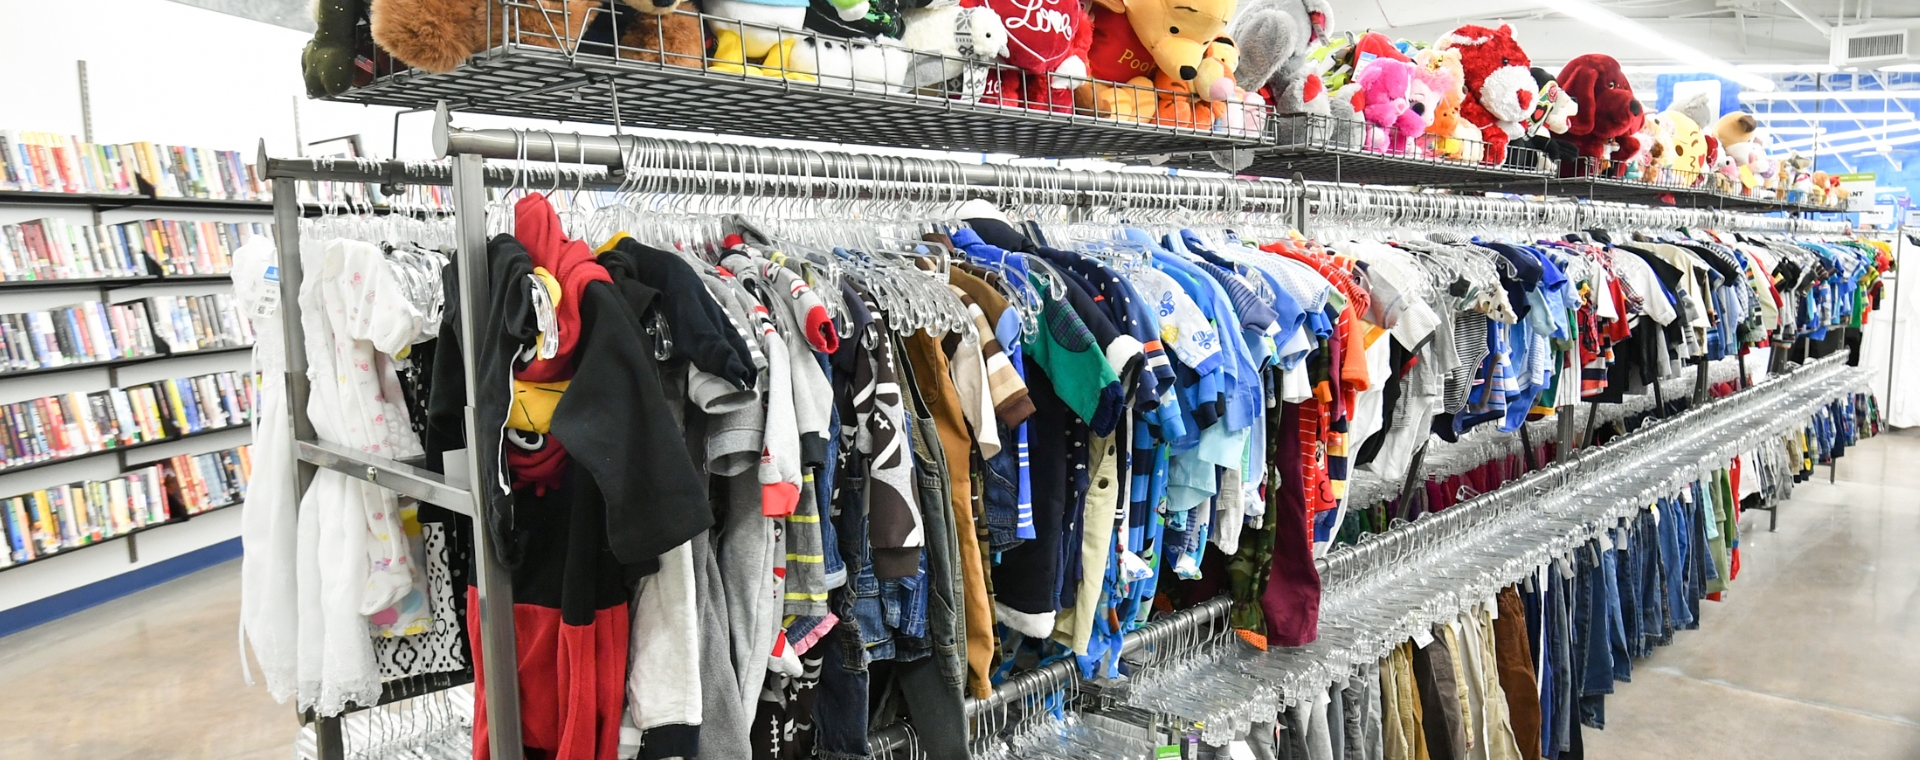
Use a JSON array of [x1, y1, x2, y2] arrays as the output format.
[[1582, 428, 1920, 760], [0, 432, 1916, 759]]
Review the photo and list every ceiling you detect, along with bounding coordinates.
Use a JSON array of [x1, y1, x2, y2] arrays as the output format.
[[1335, 0, 1912, 69]]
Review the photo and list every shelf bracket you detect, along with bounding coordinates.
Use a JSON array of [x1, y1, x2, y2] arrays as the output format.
[[295, 439, 474, 515]]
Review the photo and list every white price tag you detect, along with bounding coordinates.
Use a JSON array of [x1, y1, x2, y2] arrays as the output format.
[[251, 265, 281, 319], [1413, 627, 1436, 649]]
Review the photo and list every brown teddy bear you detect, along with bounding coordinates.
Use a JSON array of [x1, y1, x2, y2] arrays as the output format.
[[370, 0, 600, 74], [617, 0, 705, 68]]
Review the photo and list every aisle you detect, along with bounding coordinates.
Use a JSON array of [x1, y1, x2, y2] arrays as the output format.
[[1, 431, 1916, 759], [0, 560, 293, 760], [1583, 428, 1920, 759]]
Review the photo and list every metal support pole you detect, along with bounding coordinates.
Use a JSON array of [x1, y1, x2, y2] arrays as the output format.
[[1583, 400, 1601, 448], [274, 159, 347, 759], [1293, 172, 1309, 234], [452, 151, 525, 760]]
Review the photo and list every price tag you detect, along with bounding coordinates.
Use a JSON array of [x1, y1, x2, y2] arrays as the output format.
[[251, 265, 281, 319], [1413, 627, 1436, 649], [529, 274, 559, 360]]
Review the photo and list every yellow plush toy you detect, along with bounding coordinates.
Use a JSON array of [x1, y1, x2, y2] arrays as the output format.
[[1663, 111, 1710, 187]]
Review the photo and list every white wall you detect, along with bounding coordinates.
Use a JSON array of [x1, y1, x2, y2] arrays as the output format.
[[0, 0, 410, 160]]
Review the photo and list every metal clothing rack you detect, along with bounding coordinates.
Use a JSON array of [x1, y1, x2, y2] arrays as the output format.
[[262, 109, 1860, 760]]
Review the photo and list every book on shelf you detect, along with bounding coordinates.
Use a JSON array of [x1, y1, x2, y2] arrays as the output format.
[[0, 369, 255, 472], [159, 443, 250, 517], [0, 217, 153, 281], [0, 130, 268, 201], [0, 217, 264, 282], [0, 299, 161, 372], [0, 464, 171, 566], [141, 293, 255, 353], [115, 218, 265, 277]]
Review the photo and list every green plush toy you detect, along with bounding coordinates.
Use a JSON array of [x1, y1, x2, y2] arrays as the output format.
[[303, 0, 368, 98]]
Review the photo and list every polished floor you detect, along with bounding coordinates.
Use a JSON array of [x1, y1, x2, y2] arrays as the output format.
[[1, 433, 1917, 759]]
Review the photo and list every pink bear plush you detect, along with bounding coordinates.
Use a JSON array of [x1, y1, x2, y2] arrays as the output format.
[[1356, 58, 1430, 155]]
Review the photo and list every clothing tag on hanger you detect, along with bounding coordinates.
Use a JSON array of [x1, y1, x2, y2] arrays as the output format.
[[1412, 626, 1437, 649], [1596, 530, 1614, 553], [1487, 595, 1499, 620], [1553, 556, 1574, 579], [529, 274, 559, 361], [1650, 503, 1661, 525], [252, 265, 281, 319]]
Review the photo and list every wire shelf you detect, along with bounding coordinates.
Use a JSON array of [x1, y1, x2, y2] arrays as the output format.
[[1137, 113, 1553, 187], [323, 2, 1270, 159]]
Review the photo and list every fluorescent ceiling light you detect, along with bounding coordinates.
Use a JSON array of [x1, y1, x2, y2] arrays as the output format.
[[1742, 90, 1920, 101], [1817, 131, 1920, 155], [1779, 121, 1920, 149], [1531, 0, 1775, 91], [1621, 64, 1837, 74], [1881, 64, 1920, 72], [1752, 111, 1917, 121]]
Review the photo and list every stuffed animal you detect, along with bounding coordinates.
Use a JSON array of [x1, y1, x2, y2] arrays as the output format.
[[1781, 153, 1812, 201], [704, 0, 815, 80], [1081, 0, 1243, 125], [1435, 23, 1536, 165], [1412, 47, 1477, 161], [1226, 0, 1333, 115], [1663, 110, 1711, 187], [1354, 58, 1428, 154], [973, 0, 1090, 112], [370, 0, 599, 74], [304, 0, 367, 97], [897, 3, 1009, 95], [1555, 54, 1642, 177], [1827, 175, 1850, 207], [1809, 171, 1831, 205], [1513, 67, 1578, 172], [1708, 136, 1742, 193], [788, 36, 917, 90], [1638, 112, 1679, 184], [616, 0, 705, 68]]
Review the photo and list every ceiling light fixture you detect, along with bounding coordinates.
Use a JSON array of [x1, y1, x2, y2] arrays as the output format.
[[1530, 1, 1775, 91], [1778, 121, 1920, 149], [1741, 90, 1920, 101], [1752, 111, 1918, 121], [1816, 131, 1920, 155]]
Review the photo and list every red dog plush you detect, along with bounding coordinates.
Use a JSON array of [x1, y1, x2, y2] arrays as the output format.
[[1435, 23, 1535, 164], [1557, 54, 1645, 177]]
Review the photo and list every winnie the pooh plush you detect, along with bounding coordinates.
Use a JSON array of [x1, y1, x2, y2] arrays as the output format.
[[1080, 0, 1244, 124]]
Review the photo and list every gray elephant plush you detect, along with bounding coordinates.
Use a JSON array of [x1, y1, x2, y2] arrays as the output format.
[[1227, 0, 1333, 115]]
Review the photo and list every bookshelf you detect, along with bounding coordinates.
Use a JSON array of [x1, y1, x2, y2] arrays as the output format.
[[0, 500, 240, 574], [0, 127, 264, 600]]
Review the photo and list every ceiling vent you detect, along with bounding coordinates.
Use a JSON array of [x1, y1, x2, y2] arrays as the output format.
[[1832, 21, 1919, 67]]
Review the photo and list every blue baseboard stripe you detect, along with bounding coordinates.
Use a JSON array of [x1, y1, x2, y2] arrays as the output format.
[[0, 537, 243, 639]]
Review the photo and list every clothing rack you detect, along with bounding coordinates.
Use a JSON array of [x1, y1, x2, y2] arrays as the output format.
[[260, 110, 1864, 760]]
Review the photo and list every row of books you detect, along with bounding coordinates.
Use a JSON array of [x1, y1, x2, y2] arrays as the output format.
[[145, 294, 256, 353], [0, 217, 265, 282], [0, 465, 171, 565], [0, 130, 269, 201], [0, 295, 253, 373], [0, 442, 252, 566], [159, 444, 251, 517], [0, 300, 161, 371], [0, 370, 257, 472]]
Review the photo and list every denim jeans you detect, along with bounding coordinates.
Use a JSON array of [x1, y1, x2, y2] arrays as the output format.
[[841, 468, 896, 660], [907, 404, 966, 688], [812, 611, 872, 760], [981, 435, 1024, 553], [879, 417, 931, 658], [819, 397, 845, 588]]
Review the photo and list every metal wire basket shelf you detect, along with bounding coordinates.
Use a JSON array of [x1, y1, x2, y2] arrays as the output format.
[[1133, 113, 1555, 187], [322, 0, 1271, 159]]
